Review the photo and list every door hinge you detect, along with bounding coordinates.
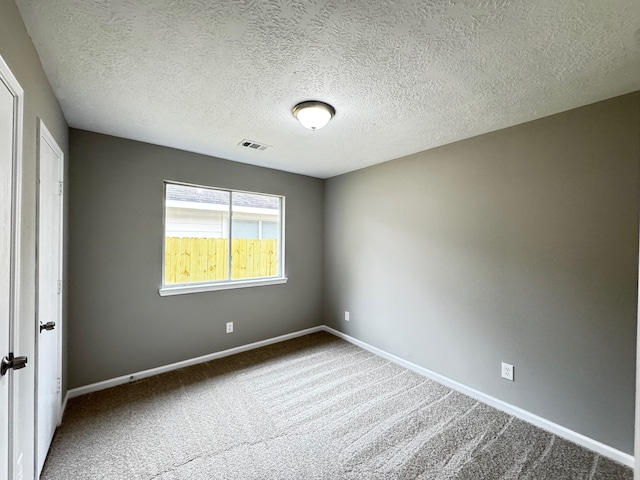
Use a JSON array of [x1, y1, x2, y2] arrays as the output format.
[[58, 181, 63, 195], [57, 280, 62, 294], [56, 378, 61, 393]]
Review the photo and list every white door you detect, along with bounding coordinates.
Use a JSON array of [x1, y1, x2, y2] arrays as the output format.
[[0, 56, 24, 480], [36, 121, 63, 475], [0, 61, 14, 480]]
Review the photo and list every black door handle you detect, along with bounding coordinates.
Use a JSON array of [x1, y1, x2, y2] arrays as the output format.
[[1, 353, 28, 376], [40, 321, 56, 333]]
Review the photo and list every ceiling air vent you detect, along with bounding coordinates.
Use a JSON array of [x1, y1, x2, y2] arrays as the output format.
[[238, 139, 270, 151]]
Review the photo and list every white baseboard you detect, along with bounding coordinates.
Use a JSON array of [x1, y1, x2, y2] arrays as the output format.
[[322, 326, 634, 469], [63, 324, 633, 469], [66, 326, 324, 400]]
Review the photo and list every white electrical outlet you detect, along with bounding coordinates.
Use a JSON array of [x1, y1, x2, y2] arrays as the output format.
[[345, 311, 350, 321], [226, 322, 233, 333], [502, 362, 514, 381]]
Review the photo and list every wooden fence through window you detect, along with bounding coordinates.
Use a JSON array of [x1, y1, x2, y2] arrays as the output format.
[[164, 237, 279, 284]]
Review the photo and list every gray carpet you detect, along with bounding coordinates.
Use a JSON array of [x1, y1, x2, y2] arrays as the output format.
[[42, 332, 632, 479]]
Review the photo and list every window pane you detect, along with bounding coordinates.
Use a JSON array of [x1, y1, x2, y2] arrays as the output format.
[[164, 184, 230, 284], [163, 182, 284, 288], [231, 192, 280, 280], [233, 219, 259, 239], [261, 221, 279, 239]]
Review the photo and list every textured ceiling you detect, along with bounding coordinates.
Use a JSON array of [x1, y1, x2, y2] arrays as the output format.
[[15, 0, 640, 178]]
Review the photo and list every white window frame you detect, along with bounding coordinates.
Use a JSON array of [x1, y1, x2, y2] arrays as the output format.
[[159, 181, 287, 296]]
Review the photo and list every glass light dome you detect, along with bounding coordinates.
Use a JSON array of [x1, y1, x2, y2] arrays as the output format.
[[292, 101, 335, 130]]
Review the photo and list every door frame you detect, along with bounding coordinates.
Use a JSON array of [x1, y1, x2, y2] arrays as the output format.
[[35, 119, 64, 474], [0, 54, 24, 480], [635, 227, 639, 478]]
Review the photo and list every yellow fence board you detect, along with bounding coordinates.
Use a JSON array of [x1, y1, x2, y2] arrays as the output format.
[[165, 237, 278, 284]]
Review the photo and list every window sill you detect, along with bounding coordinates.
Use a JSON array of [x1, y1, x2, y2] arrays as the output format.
[[159, 277, 288, 296]]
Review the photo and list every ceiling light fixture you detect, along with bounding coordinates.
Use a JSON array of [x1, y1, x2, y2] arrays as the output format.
[[292, 101, 335, 131]]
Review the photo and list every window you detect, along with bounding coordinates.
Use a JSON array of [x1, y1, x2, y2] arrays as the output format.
[[159, 182, 286, 296]]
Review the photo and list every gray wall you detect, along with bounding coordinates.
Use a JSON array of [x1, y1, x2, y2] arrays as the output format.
[[68, 130, 324, 388], [0, 0, 69, 477], [324, 92, 639, 454]]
